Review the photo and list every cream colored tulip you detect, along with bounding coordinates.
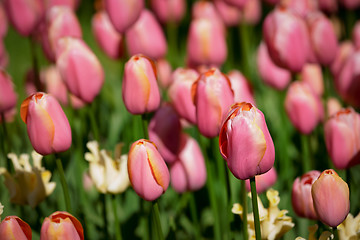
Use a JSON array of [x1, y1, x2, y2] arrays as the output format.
[[85, 141, 130, 194], [0, 151, 56, 208], [0, 202, 3, 221], [338, 213, 360, 240]]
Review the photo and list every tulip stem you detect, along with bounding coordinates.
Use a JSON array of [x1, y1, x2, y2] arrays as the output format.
[[55, 157, 72, 213], [101, 194, 109, 239], [188, 193, 201, 239], [333, 226, 339, 240], [141, 114, 149, 139], [29, 38, 43, 92], [250, 177, 261, 240], [88, 104, 100, 142], [0, 113, 8, 167], [166, 21, 178, 66], [111, 194, 122, 240], [301, 134, 311, 173], [241, 180, 249, 240], [151, 201, 164, 240]]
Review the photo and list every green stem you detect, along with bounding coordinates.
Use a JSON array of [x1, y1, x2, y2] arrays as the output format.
[[101, 194, 109, 239], [112, 195, 122, 240], [141, 114, 149, 139], [301, 134, 311, 173], [333, 226, 339, 240], [241, 180, 248, 240], [250, 177, 261, 240], [238, 23, 252, 79], [166, 21, 178, 66], [188, 193, 201, 239], [88, 104, 100, 142], [55, 157, 72, 213], [29, 38, 43, 92], [0, 114, 8, 168], [151, 201, 164, 240]]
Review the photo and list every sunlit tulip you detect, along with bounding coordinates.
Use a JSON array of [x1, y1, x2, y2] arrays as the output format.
[[338, 213, 360, 240], [170, 134, 207, 193], [214, 0, 241, 27], [245, 167, 277, 193], [291, 170, 320, 220], [122, 54, 160, 115], [353, 21, 360, 50], [126, 10, 167, 60], [326, 97, 342, 117], [324, 108, 360, 169], [104, 0, 144, 33], [227, 70, 255, 105], [168, 68, 199, 124], [149, 104, 182, 164], [312, 169, 350, 227], [0, 70, 17, 114], [279, 0, 318, 18], [0, 216, 32, 240], [194, 68, 234, 138], [219, 102, 275, 180], [128, 139, 170, 201], [150, 0, 186, 24], [339, 0, 360, 10], [0, 3, 8, 38], [331, 41, 355, 78], [85, 141, 130, 194], [284, 81, 323, 134], [156, 59, 172, 89], [0, 151, 56, 208], [41, 211, 84, 240], [20, 92, 72, 155], [56, 37, 104, 103], [192, 1, 222, 21], [242, 0, 261, 25], [224, 0, 248, 9], [318, 0, 338, 13], [257, 42, 291, 90], [301, 63, 323, 96]]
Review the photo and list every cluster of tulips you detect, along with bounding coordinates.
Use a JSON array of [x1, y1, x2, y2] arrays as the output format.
[[1, 0, 360, 239]]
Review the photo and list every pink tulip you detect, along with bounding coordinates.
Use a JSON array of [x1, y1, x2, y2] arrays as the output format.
[[125, 10, 167, 60], [122, 54, 160, 115], [219, 102, 275, 180], [104, 0, 144, 33], [156, 59, 173, 89], [227, 70, 255, 105], [0, 107, 16, 123], [263, 6, 311, 72], [0, 43, 8, 68], [353, 21, 360, 49], [214, 0, 241, 27], [170, 134, 207, 193], [56, 37, 104, 103], [326, 97, 342, 118], [291, 170, 320, 220], [245, 167, 277, 193], [41, 211, 84, 240], [301, 63, 324, 96], [128, 139, 170, 201], [92, 11, 123, 59], [45, 0, 80, 10], [331, 41, 355, 78], [20, 92, 72, 155], [325, 108, 360, 169], [279, 0, 318, 18], [192, 1, 222, 21], [0, 216, 32, 240], [241, 0, 261, 25], [312, 169, 350, 227], [193, 68, 234, 138], [168, 68, 199, 124], [318, 0, 338, 13], [0, 70, 17, 114], [224, 0, 249, 9], [285, 81, 323, 134], [0, 3, 8, 38], [339, 0, 360, 10], [150, 0, 186, 24], [4, 0, 44, 36], [257, 42, 291, 90]]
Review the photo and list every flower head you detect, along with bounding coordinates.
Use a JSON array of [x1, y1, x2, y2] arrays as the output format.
[[338, 213, 360, 240]]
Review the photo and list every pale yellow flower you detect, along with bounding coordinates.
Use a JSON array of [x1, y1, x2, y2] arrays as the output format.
[[0, 151, 56, 208], [338, 213, 360, 240], [0, 202, 3, 221], [232, 188, 294, 240], [85, 141, 130, 194], [295, 224, 333, 240]]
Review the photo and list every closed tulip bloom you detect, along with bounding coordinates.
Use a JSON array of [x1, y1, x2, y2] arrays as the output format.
[[192, 1, 222, 21], [128, 139, 170, 201], [301, 63, 324, 96], [168, 68, 199, 124], [324, 108, 360, 169], [0, 216, 32, 240], [194, 68, 234, 138], [318, 0, 338, 13], [279, 0, 318, 18], [285, 81, 323, 134], [263, 6, 311, 72], [326, 97, 342, 118], [245, 167, 277, 193], [219, 102, 275, 180], [20, 92, 72, 155], [41, 211, 84, 240], [122, 54, 160, 114], [56, 37, 104, 103], [214, 0, 241, 27], [125, 10, 167, 60], [224, 0, 249, 9], [0, 70, 17, 114], [339, 0, 360, 10], [227, 70, 255, 105], [353, 21, 360, 49], [0, 3, 8, 38], [170, 134, 207, 193], [257, 42, 291, 90], [242, 0, 262, 25], [45, 0, 80, 10], [291, 170, 320, 220], [331, 41, 355, 78], [150, 0, 186, 24], [312, 169, 350, 227], [105, 0, 144, 33], [156, 59, 173, 89]]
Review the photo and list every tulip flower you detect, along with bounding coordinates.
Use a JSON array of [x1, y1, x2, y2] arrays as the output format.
[[194, 68, 234, 138], [0, 216, 32, 240], [150, 0, 186, 24], [338, 213, 360, 240], [192, 1, 222, 21], [128, 139, 170, 201], [331, 41, 355, 78], [0, 3, 8, 39], [156, 59, 173, 89], [245, 167, 277, 194], [242, 0, 262, 25], [291, 170, 320, 220], [0, 203, 3, 220], [311, 169, 350, 227], [324, 108, 360, 169], [219, 102, 275, 180], [20, 92, 72, 155], [279, 0, 318, 18], [326, 97, 342, 117], [353, 21, 360, 49], [85, 141, 130, 194], [45, 0, 80, 10], [224, 0, 248, 9], [214, 0, 241, 27], [227, 70, 255, 105], [122, 54, 160, 115], [0, 70, 17, 114], [318, 0, 338, 13], [301, 63, 324, 97], [56, 37, 104, 103], [41, 211, 84, 240], [0, 151, 56, 208]]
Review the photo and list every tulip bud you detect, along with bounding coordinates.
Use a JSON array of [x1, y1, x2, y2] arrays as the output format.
[[324, 108, 360, 169], [339, 0, 360, 10], [245, 167, 277, 193], [0, 3, 8, 39], [331, 41, 355, 78], [122, 54, 160, 115], [224, 0, 249, 9], [214, 0, 241, 27], [291, 170, 320, 220], [301, 63, 324, 96], [104, 0, 144, 33], [20, 92, 72, 155], [193, 68, 234, 138], [128, 139, 170, 201], [227, 70, 255, 105], [41, 211, 84, 240], [353, 21, 360, 50], [257, 42, 291, 90], [56, 37, 104, 103], [318, 0, 338, 13], [326, 97, 342, 117], [170, 134, 207, 193], [192, 1, 222, 21], [156, 59, 173, 89], [0, 216, 32, 240], [242, 0, 262, 25], [45, 0, 80, 10], [279, 0, 318, 18], [150, 0, 186, 24], [0, 70, 17, 114], [312, 169, 350, 227], [219, 102, 275, 180]]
